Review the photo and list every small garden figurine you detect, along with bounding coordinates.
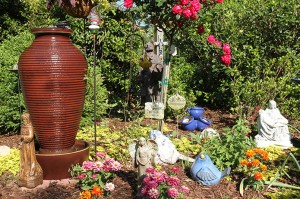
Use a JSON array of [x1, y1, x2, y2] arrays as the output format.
[[128, 137, 158, 178], [149, 130, 195, 164], [18, 112, 43, 188], [255, 100, 293, 148], [190, 153, 231, 186]]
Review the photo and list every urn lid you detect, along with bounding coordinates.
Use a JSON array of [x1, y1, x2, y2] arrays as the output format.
[[31, 27, 73, 36]]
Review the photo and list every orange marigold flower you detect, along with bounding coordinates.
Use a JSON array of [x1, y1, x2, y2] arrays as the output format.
[[92, 185, 103, 196], [253, 148, 262, 154], [246, 149, 255, 158], [240, 159, 248, 166], [80, 190, 92, 199], [260, 164, 267, 171], [254, 172, 263, 180], [251, 159, 260, 166], [261, 151, 268, 160]]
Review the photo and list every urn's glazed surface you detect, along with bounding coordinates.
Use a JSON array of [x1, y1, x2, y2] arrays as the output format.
[[18, 28, 87, 154]]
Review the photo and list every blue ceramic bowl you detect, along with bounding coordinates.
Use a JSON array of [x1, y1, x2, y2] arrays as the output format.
[[197, 117, 212, 131], [181, 116, 197, 131], [188, 106, 205, 119]]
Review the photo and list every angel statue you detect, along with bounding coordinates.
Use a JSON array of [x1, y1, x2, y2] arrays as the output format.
[[149, 130, 195, 164], [128, 137, 158, 178]]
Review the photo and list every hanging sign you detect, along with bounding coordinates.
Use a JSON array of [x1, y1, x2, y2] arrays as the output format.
[[168, 93, 186, 110], [145, 102, 165, 120]]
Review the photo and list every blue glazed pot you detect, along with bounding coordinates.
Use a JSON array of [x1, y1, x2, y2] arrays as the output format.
[[197, 117, 212, 131], [188, 106, 204, 119], [181, 116, 197, 131]]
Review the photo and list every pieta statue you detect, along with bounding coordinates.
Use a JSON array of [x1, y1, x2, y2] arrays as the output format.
[[128, 137, 158, 178]]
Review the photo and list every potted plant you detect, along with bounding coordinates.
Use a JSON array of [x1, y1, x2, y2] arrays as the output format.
[[46, 0, 99, 18]]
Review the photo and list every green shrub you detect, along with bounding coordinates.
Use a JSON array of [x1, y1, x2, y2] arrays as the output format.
[[202, 119, 256, 170]]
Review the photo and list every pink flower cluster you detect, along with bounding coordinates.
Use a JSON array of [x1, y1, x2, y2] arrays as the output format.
[[81, 153, 122, 176], [172, 0, 201, 20], [207, 35, 232, 66], [140, 167, 190, 199]]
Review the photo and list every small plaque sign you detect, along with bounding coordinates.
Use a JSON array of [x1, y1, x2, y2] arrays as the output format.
[[168, 93, 186, 110]]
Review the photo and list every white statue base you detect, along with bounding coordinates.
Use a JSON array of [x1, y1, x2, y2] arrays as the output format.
[[255, 135, 293, 149]]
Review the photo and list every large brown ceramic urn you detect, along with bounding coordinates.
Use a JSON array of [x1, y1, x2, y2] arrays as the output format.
[[18, 28, 87, 154]]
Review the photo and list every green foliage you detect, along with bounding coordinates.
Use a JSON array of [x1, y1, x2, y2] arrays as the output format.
[[171, 136, 200, 156], [173, 0, 300, 126], [0, 31, 33, 132], [201, 119, 256, 170], [76, 122, 150, 161], [0, 148, 20, 176]]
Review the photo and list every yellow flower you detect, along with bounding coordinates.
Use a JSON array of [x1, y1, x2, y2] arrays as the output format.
[[80, 190, 92, 199], [260, 164, 267, 171], [246, 149, 255, 158]]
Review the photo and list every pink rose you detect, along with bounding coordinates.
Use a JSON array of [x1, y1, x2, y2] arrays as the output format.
[[124, 0, 133, 8], [207, 35, 216, 44], [183, 8, 192, 19], [221, 54, 231, 66], [197, 25, 204, 34], [222, 43, 231, 54], [215, 40, 222, 47], [181, 0, 189, 5], [172, 4, 183, 15], [190, 0, 201, 11]]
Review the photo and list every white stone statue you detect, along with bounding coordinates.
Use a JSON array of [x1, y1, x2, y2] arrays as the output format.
[[149, 130, 195, 164], [128, 137, 157, 177], [255, 100, 293, 148]]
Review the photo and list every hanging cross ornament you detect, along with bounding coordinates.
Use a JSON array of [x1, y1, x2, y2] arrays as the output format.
[[154, 27, 168, 60]]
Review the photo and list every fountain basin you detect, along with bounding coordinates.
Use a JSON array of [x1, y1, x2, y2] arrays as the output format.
[[36, 140, 89, 180]]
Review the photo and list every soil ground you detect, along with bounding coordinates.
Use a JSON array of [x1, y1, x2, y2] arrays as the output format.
[[0, 108, 297, 199]]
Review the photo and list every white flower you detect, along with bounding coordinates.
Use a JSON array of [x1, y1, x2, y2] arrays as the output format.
[[105, 182, 115, 191]]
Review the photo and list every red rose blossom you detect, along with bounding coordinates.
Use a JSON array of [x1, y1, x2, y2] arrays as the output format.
[[216, 0, 224, 3]]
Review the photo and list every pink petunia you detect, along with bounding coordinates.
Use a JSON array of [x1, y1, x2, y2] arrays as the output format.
[[167, 187, 179, 198]]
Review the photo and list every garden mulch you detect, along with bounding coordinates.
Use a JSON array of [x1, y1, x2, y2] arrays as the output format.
[[0, 108, 298, 199]]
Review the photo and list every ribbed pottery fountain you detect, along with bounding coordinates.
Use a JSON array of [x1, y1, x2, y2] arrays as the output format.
[[18, 27, 89, 180]]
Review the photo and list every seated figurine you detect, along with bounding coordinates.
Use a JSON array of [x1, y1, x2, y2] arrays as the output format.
[[255, 100, 293, 148], [149, 130, 195, 164]]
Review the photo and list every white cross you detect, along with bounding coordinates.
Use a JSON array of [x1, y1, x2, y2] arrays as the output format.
[[154, 27, 168, 61]]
